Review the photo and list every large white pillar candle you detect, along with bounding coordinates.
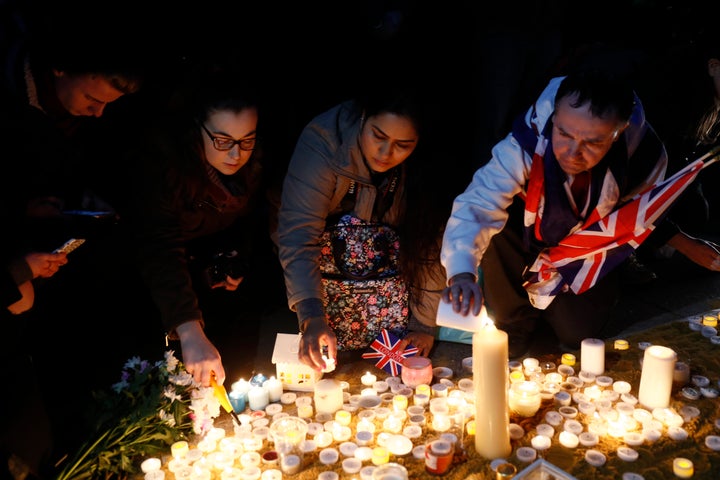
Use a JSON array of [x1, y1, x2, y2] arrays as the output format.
[[314, 379, 344, 414], [638, 345, 677, 410], [473, 312, 511, 459], [580, 338, 605, 375]]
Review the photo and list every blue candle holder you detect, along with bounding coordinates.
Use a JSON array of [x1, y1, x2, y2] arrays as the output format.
[[250, 373, 268, 387], [229, 390, 247, 413]]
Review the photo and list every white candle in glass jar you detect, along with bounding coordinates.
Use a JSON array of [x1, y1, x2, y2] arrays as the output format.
[[508, 381, 542, 417], [473, 311, 511, 459], [314, 379, 344, 414]]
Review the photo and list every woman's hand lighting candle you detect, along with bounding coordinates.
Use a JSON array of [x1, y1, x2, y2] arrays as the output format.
[[472, 309, 511, 459]]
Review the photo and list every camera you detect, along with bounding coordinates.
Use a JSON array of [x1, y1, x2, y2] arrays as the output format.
[[206, 250, 249, 284]]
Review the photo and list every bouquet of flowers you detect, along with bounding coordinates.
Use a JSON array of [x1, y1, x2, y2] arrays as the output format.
[[56, 350, 221, 480]]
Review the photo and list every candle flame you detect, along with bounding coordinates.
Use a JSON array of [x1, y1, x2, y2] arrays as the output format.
[[479, 306, 496, 329]]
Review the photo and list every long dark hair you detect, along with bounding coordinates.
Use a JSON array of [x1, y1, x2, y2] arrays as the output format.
[[160, 68, 264, 200]]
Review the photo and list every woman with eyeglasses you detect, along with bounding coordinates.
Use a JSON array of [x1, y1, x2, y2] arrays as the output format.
[[126, 68, 267, 388]]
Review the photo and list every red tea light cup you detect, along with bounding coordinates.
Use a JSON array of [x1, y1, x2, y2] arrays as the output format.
[[401, 357, 433, 388]]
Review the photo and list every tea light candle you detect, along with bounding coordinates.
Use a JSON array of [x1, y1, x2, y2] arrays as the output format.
[[515, 446, 537, 463], [530, 435, 551, 451], [702, 315, 718, 327], [559, 431, 579, 448], [145, 472, 165, 480], [392, 394, 408, 411], [373, 381, 389, 393], [141, 458, 162, 473], [280, 392, 296, 405], [638, 345, 677, 410], [260, 470, 281, 480], [673, 458, 693, 478], [614, 339, 629, 350], [361, 372, 377, 386], [335, 410, 352, 426], [578, 431, 599, 447], [297, 404, 313, 419], [472, 313, 511, 459], [371, 446, 390, 465], [319, 447, 339, 465], [263, 377, 283, 403], [171, 441, 189, 459], [561, 353, 576, 366], [585, 450, 606, 467]]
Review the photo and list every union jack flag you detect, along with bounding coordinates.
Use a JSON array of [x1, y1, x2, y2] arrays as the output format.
[[525, 150, 719, 309], [361, 329, 418, 376]]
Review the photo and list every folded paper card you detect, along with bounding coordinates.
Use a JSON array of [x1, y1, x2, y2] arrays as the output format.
[[435, 301, 487, 332]]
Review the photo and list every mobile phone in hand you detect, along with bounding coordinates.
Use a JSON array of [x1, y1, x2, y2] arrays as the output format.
[[53, 238, 86, 254]]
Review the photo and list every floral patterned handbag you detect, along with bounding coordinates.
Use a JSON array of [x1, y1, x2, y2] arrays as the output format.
[[319, 214, 409, 350]]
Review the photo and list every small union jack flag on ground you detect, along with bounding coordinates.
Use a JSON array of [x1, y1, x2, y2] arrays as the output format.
[[361, 329, 418, 376]]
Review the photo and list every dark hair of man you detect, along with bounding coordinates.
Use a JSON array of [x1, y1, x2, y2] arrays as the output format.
[[555, 69, 635, 124]]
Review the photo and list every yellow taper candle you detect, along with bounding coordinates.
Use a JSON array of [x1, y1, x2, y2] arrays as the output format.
[[473, 309, 511, 459]]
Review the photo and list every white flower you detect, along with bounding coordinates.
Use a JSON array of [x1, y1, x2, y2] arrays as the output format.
[[163, 385, 182, 403], [164, 350, 180, 372]]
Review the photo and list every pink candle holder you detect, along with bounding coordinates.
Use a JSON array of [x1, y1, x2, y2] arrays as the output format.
[[401, 357, 433, 388]]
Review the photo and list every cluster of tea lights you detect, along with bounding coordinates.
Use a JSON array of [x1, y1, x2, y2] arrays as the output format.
[[140, 368, 476, 480], [140, 327, 720, 479]]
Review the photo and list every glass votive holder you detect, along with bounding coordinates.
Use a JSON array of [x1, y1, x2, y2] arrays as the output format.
[[431, 413, 452, 432], [508, 381, 542, 417], [373, 462, 408, 480], [401, 357, 433, 388]]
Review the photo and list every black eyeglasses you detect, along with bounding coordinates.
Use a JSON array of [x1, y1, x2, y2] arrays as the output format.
[[200, 123, 257, 151]]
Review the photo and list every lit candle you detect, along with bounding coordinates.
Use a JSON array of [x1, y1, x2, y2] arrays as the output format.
[[581, 338, 605, 375], [263, 377, 283, 403], [171, 441, 189, 459], [335, 410, 352, 426], [472, 310, 511, 459], [561, 353, 576, 366], [508, 381, 541, 417], [141, 458, 162, 473], [314, 379, 344, 414], [371, 446, 389, 465], [638, 345, 677, 410], [361, 371, 377, 386], [673, 458, 694, 478]]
